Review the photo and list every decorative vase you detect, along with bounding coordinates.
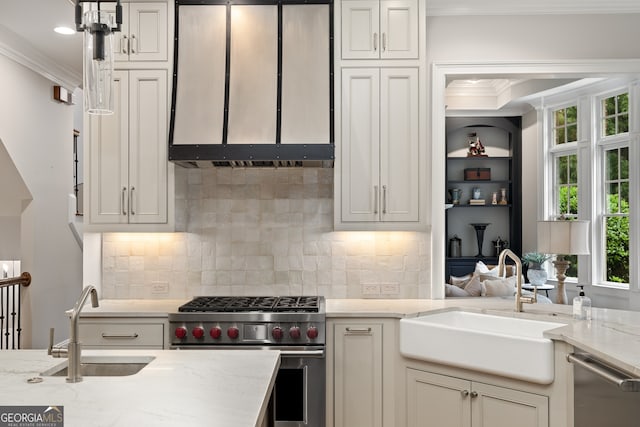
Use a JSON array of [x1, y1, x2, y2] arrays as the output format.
[[527, 263, 548, 286], [470, 223, 490, 257]]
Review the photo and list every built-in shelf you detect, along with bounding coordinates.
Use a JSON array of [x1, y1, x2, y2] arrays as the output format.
[[445, 117, 522, 281]]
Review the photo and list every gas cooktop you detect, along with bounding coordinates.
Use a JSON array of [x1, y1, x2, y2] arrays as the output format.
[[177, 296, 322, 313]]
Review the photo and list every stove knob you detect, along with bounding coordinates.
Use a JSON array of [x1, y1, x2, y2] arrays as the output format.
[[192, 326, 205, 339], [289, 326, 301, 340], [307, 326, 319, 339], [210, 326, 222, 339], [272, 326, 284, 340], [227, 326, 240, 339], [175, 327, 188, 339]]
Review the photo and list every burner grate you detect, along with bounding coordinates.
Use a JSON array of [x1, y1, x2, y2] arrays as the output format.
[[178, 296, 320, 313]]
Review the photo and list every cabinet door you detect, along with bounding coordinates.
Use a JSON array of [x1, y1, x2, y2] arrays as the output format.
[[128, 69, 168, 224], [334, 323, 383, 427], [110, 2, 168, 62], [472, 382, 548, 427], [89, 70, 130, 224], [379, 68, 419, 222], [341, 0, 380, 59], [406, 369, 471, 427], [379, 0, 418, 59], [128, 2, 168, 61], [341, 68, 380, 222]]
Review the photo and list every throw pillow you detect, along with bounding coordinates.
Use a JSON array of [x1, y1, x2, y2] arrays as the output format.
[[463, 274, 483, 297], [445, 283, 470, 297], [482, 276, 517, 297], [449, 274, 473, 288], [474, 261, 499, 277]]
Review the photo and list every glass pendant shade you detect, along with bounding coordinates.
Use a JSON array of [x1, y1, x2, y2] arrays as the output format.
[[83, 10, 115, 115]]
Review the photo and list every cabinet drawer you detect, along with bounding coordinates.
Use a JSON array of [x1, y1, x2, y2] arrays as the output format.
[[80, 322, 164, 348]]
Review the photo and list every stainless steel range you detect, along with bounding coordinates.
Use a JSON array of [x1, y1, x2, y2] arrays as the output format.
[[168, 296, 325, 427]]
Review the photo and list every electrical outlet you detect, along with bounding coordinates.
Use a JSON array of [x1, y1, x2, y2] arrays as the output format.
[[362, 283, 380, 297], [151, 282, 169, 295], [380, 283, 400, 295]]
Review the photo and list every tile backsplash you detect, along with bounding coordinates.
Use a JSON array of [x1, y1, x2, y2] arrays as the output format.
[[101, 168, 430, 299]]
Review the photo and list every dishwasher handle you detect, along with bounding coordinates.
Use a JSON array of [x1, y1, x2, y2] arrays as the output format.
[[567, 353, 640, 392]]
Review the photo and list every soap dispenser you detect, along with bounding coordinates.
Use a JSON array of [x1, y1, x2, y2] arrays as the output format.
[[573, 285, 592, 320]]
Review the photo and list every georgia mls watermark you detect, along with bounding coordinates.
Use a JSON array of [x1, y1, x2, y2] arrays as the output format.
[[0, 406, 63, 427]]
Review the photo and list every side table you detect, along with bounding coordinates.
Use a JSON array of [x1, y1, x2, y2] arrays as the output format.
[[521, 283, 555, 298]]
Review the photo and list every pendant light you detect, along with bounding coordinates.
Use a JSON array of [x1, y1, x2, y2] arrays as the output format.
[[75, 0, 122, 115]]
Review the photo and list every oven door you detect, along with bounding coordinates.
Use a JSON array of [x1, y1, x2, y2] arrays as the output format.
[[272, 349, 325, 427]]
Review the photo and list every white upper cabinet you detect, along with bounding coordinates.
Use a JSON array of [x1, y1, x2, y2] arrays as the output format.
[[88, 70, 168, 226], [339, 67, 419, 225], [108, 2, 168, 62], [341, 0, 418, 59]]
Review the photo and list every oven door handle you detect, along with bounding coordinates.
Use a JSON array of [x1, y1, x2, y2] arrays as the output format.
[[279, 349, 324, 357]]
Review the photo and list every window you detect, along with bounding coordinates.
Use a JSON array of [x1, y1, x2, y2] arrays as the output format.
[[548, 104, 579, 277], [599, 92, 630, 284], [554, 105, 578, 145], [603, 147, 629, 283], [545, 84, 635, 291], [602, 93, 629, 136]]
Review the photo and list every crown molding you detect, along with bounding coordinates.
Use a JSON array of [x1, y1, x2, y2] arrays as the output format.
[[0, 24, 81, 92], [427, 0, 640, 16]]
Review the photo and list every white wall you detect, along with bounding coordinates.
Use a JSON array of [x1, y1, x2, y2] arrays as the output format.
[[0, 54, 83, 348], [0, 217, 21, 259], [426, 14, 640, 61]]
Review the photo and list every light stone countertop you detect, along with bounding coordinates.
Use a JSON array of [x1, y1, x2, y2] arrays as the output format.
[[83, 298, 640, 378], [0, 349, 280, 427]]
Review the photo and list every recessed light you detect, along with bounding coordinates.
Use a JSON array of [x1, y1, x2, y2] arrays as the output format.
[[54, 26, 76, 35]]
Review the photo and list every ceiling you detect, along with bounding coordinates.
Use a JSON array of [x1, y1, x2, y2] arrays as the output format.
[[0, 0, 81, 89], [0, 0, 638, 96]]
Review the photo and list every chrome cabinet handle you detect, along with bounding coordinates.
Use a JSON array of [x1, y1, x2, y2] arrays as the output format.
[[373, 32, 378, 52], [345, 327, 372, 334], [470, 391, 478, 398], [382, 32, 387, 51], [374, 185, 379, 215], [461, 390, 469, 397], [382, 185, 387, 214], [101, 333, 139, 339], [130, 186, 135, 215], [122, 35, 128, 54], [122, 187, 127, 215], [131, 34, 136, 54]]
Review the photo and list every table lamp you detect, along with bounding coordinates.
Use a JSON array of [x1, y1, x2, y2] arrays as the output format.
[[537, 220, 590, 304]]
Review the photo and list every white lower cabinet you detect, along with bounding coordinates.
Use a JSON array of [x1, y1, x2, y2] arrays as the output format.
[[406, 368, 549, 427], [79, 318, 167, 349], [327, 319, 397, 427]]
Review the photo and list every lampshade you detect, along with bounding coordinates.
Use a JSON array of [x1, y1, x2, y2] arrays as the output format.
[[83, 9, 115, 115], [537, 220, 590, 255]]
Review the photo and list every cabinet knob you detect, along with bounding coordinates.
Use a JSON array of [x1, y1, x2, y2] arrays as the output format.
[[470, 391, 478, 398], [461, 390, 469, 397]]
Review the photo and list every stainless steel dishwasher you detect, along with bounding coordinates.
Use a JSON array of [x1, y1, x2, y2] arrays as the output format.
[[568, 353, 640, 427]]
